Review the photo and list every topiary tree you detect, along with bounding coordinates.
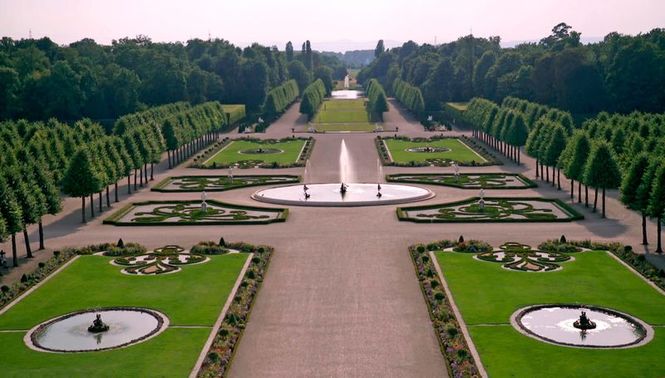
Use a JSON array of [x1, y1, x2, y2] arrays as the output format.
[[0, 176, 22, 267], [30, 161, 62, 250], [647, 162, 665, 253], [621, 153, 651, 245], [562, 131, 590, 202], [583, 141, 622, 218], [62, 147, 105, 223], [543, 125, 567, 189], [507, 113, 528, 164]]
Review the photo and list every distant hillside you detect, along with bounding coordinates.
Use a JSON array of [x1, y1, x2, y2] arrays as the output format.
[[322, 50, 375, 68]]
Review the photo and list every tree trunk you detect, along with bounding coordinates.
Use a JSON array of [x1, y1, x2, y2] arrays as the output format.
[[602, 187, 606, 218], [106, 186, 111, 207], [570, 180, 574, 199], [23, 227, 32, 258], [11, 233, 17, 267], [557, 169, 561, 190], [134, 170, 138, 190], [98, 191, 103, 212], [150, 163, 154, 181], [578, 181, 582, 203], [585, 185, 589, 207], [139, 166, 144, 187], [656, 218, 662, 254], [517, 146, 520, 165], [128, 175, 132, 194], [168, 150, 172, 169], [642, 213, 648, 245], [90, 194, 95, 217], [82, 196, 86, 223], [38, 221, 45, 250], [546, 166, 549, 183], [115, 182, 119, 202], [593, 187, 598, 212], [535, 159, 539, 178]]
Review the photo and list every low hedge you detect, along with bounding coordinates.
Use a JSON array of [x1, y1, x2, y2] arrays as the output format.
[[386, 173, 537, 189], [198, 243, 273, 377], [191, 137, 314, 169], [397, 197, 585, 223]]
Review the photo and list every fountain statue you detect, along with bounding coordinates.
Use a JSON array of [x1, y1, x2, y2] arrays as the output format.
[[377, 183, 382, 198], [201, 191, 208, 213], [88, 313, 110, 333], [573, 310, 597, 330], [340, 183, 347, 196]]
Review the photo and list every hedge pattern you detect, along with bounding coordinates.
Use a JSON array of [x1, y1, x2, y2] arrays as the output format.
[[393, 78, 425, 116], [264, 80, 299, 117], [299, 79, 327, 119]]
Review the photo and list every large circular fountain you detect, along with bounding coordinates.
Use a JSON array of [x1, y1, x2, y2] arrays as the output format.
[[26, 307, 168, 353], [252, 182, 434, 207], [252, 139, 435, 207], [511, 304, 653, 348]]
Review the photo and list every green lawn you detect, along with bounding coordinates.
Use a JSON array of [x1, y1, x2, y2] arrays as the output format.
[[435, 251, 665, 377], [315, 123, 376, 132], [0, 254, 248, 377], [385, 138, 487, 164], [204, 139, 305, 167], [314, 99, 369, 123]]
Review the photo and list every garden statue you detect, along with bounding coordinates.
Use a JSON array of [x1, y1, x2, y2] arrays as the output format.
[[377, 183, 382, 198], [340, 183, 347, 195], [573, 310, 597, 330], [228, 167, 233, 181], [88, 313, 110, 333], [201, 191, 208, 213], [478, 198, 485, 210], [453, 162, 460, 179], [479, 188, 485, 200]]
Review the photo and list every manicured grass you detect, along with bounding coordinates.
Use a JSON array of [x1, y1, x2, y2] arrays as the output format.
[[385, 138, 487, 164], [314, 99, 369, 123], [204, 139, 305, 167], [315, 123, 376, 132], [0, 254, 248, 377], [434, 251, 665, 377]]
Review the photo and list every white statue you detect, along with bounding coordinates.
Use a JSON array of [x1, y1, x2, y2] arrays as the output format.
[[258, 117, 264, 124], [228, 167, 233, 181], [453, 162, 459, 178], [201, 191, 208, 212], [201, 191, 207, 202], [479, 188, 485, 200]]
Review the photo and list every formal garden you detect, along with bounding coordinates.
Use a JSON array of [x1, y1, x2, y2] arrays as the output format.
[[387, 173, 536, 189], [398, 197, 583, 222], [410, 239, 665, 377], [0, 240, 271, 377], [152, 175, 300, 192], [193, 138, 313, 169], [312, 99, 375, 132], [377, 136, 498, 167], [103, 200, 288, 226]]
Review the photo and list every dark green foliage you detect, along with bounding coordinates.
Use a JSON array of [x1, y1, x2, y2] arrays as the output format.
[[562, 131, 590, 181], [263, 80, 299, 116], [647, 162, 665, 219], [365, 79, 389, 120], [393, 78, 425, 115], [62, 147, 105, 198], [620, 153, 651, 210], [583, 141, 622, 190], [299, 79, 326, 118]]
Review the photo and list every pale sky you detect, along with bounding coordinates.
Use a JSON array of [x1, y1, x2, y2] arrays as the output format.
[[1, 0, 663, 51]]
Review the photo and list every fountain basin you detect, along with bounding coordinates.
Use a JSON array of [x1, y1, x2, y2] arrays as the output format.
[[511, 304, 653, 348], [26, 307, 169, 353], [252, 183, 435, 207]]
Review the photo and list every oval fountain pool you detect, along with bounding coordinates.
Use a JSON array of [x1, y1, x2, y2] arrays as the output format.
[[252, 183, 434, 207], [26, 308, 168, 353], [511, 304, 653, 348]]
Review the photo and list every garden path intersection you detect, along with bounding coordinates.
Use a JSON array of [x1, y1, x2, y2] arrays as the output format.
[[1, 99, 664, 377]]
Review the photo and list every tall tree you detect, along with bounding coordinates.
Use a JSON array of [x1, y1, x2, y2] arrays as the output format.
[[285, 41, 294, 61], [62, 148, 104, 223], [620, 153, 651, 245], [647, 162, 665, 253], [0, 175, 23, 267], [583, 141, 622, 218], [31, 161, 62, 250], [375, 39, 385, 58], [562, 131, 590, 202]]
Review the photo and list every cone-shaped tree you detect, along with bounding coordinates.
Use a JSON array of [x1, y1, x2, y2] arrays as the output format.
[[0, 175, 23, 266], [10, 164, 47, 259], [583, 141, 622, 218], [562, 131, 590, 200], [31, 161, 62, 250], [506, 113, 529, 163], [62, 148, 105, 223], [647, 162, 665, 253], [621, 153, 651, 244]]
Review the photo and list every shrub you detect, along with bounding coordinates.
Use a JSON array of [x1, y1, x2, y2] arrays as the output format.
[[191, 241, 228, 255], [434, 292, 445, 301]]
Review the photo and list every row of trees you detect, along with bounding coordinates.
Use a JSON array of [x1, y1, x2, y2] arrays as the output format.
[[365, 79, 389, 121], [463, 96, 665, 251], [0, 36, 345, 121], [358, 24, 665, 115], [0, 100, 233, 266], [299, 79, 327, 119], [392, 79, 425, 116], [263, 80, 299, 119]]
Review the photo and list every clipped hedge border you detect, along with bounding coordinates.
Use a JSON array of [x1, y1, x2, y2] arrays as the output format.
[[198, 243, 273, 377], [376, 135, 501, 167], [396, 197, 585, 223], [386, 173, 537, 189], [191, 137, 314, 169], [409, 242, 480, 377], [103, 200, 289, 226], [151, 175, 301, 193]]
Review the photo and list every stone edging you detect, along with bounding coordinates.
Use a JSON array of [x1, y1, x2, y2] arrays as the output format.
[[24, 307, 170, 353], [509, 304, 654, 349], [429, 251, 488, 378], [189, 252, 254, 378], [0, 256, 80, 317]]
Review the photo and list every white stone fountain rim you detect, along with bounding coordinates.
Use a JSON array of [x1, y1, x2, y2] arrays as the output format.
[[24, 307, 170, 353], [509, 304, 654, 349], [251, 182, 435, 207]]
